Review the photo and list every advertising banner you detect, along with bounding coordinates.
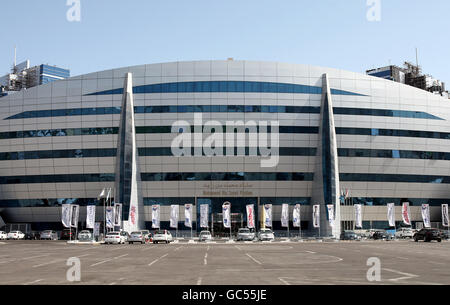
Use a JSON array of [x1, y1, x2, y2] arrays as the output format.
[[86, 205, 96, 229], [293, 204, 301, 228], [442, 204, 449, 227], [152, 205, 160, 229], [61, 204, 72, 228], [326, 204, 335, 227], [106, 207, 114, 229], [421, 204, 431, 228], [170, 205, 179, 229], [402, 202, 411, 226], [222, 202, 231, 229], [387, 203, 396, 227], [281, 204, 289, 228], [313, 205, 320, 228], [200, 204, 209, 228], [70, 205, 80, 228], [114, 203, 122, 227], [185, 204, 193, 228], [264, 204, 272, 228], [246, 204, 255, 229], [354, 204, 362, 228]]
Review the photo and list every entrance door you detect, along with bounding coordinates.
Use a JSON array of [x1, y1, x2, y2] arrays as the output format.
[[212, 213, 243, 237]]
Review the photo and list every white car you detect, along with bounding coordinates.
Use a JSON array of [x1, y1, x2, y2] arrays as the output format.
[[199, 231, 212, 242], [258, 229, 275, 241], [153, 230, 173, 244], [395, 228, 414, 239], [104, 231, 127, 244], [0, 231, 7, 240], [7, 231, 25, 240], [236, 228, 256, 241]]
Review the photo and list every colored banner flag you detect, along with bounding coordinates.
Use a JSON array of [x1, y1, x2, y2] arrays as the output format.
[[61, 204, 72, 228], [354, 204, 362, 228], [421, 204, 431, 228], [293, 204, 301, 228], [86, 205, 96, 229], [222, 202, 231, 229], [152, 205, 160, 229], [327, 204, 335, 228], [401, 202, 411, 226], [185, 204, 193, 228], [200, 204, 209, 228], [129, 206, 136, 226], [114, 203, 122, 227], [70, 205, 80, 228], [387, 203, 395, 227], [106, 207, 114, 229], [246, 204, 255, 229], [94, 222, 100, 237], [170, 205, 179, 229], [264, 204, 272, 228], [313, 205, 320, 228], [442, 204, 449, 227], [281, 204, 289, 228]]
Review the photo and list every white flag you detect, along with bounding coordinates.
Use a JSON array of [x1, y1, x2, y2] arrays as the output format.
[[170, 205, 179, 229], [70, 205, 80, 228], [152, 205, 160, 229], [327, 204, 335, 228], [401, 202, 411, 226], [421, 204, 431, 228], [114, 203, 122, 227], [313, 205, 320, 228], [61, 204, 72, 228], [86, 205, 96, 229], [185, 204, 193, 228], [222, 202, 231, 229], [442, 204, 449, 227], [264, 204, 272, 228], [200, 204, 209, 228], [354, 204, 362, 228], [281, 204, 289, 228], [293, 204, 301, 228], [106, 207, 114, 229], [387, 203, 395, 227], [246, 204, 255, 229], [97, 188, 107, 200]]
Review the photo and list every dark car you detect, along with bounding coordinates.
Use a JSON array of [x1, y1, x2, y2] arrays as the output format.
[[441, 230, 450, 240], [372, 230, 392, 240], [24, 231, 40, 240], [414, 228, 442, 242], [60, 228, 75, 240], [340, 230, 361, 241]]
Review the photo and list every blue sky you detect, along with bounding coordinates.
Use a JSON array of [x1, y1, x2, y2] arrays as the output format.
[[1, 0, 449, 82]]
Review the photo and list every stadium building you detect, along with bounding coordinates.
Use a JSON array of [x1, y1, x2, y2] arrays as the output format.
[[0, 60, 449, 237]]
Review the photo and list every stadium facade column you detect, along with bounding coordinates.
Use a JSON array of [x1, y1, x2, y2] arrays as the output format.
[[114, 73, 144, 232], [311, 73, 341, 238]]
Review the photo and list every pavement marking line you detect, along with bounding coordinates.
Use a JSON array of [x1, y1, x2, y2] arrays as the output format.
[[204, 253, 208, 265], [304, 251, 316, 254], [278, 278, 291, 285], [23, 279, 44, 285], [197, 277, 202, 285], [114, 254, 129, 260], [246, 253, 262, 265], [90, 258, 113, 267], [396, 257, 409, 260], [234, 245, 242, 251], [148, 253, 169, 267], [174, 246, 184, 251], [383, 268, 419, 282], [32, 259, 65, 268]]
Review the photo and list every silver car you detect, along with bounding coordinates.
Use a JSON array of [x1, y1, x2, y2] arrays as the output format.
[[128, 231, 147, 244], [236, 228, 256, 241], [78, 230, 93, 241], [199, 231, 212, 242], [258, 229, 275, 241], [40, 230, 58, 240]]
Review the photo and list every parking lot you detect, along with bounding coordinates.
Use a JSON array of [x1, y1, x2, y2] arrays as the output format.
[[0, 239, 449, 285]]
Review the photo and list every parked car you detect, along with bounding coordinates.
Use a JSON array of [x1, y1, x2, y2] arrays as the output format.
[[128, 231, 147, 244], [372, 230, 393, 240], [441, 230, 450, 240], [40, 230, 59, 240], [236, 228, 256, 241], [77, 230, 93, 241], [7, 231, 25, 240], [395, 228, 414, 239], [366, 229, 379, 239], [340, 230, 361, 240], [199, 231, 212, 242], [414, 228, 443, 242], [60, 228, 76, 240], [25, 231, 40, 240], [153, 230, 173, 244], [105, 231, 127, 244], [258, 229, 275, 241], [0, 231, 7, 240]]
